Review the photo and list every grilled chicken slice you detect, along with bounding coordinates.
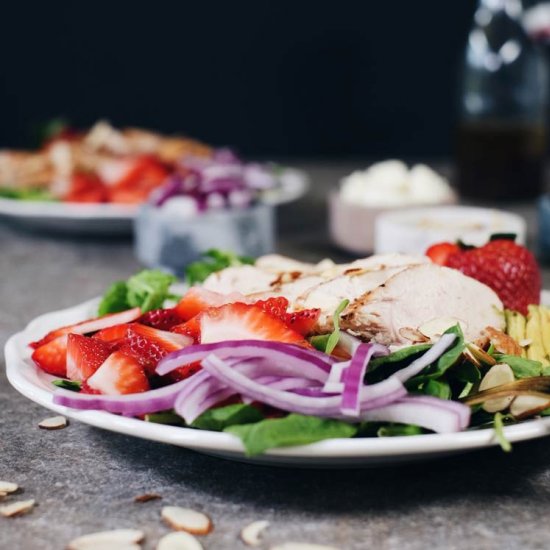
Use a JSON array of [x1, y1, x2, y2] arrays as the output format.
[[297, 266, 413, 331], [255, 254, 335, 275], [341, 263, 504, 345], [202, 265, 279, 295]]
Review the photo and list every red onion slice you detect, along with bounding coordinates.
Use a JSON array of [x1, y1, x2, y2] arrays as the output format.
[[52, 377, 193, 415], [359, 395, 471, 433], [341, 343, 388, 416], [197, 354, 406, 420], [157, 340, 336, 379]]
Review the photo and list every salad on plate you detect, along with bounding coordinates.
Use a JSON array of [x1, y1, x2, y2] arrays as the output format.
[[0, 120, 298, 208], [23, 240, 550, 455]]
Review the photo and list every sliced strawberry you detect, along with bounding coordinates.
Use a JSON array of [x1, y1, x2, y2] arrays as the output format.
[[65, 172, 108, 203], [425, 242, 461, 266], [31, 308, 142, 349], [199, 302, 309, 346], [167, 361, 203, 383], [31, 335, 68, 377], [254, 297, 320, 336], [171, 317, 201, 343], [175, 287, 248, 321], [66, 334, 113, 382], [139, 308, 182, 330], [254, 297, 290, 319], [93, 323, 133, 343], [129, 324, 192, 351], [283, 308, 321, 336], [108, 156, 169, 204], [86, 351, 150, 395], [124, 324, 192, 374]]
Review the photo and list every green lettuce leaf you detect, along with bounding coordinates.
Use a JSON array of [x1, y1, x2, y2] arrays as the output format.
[[185, 249, 254, 285], [0, 187, 57, 201], [98, 281, 130, 316], [126, 270, 177, 312], [98, 269, 177, 315], [225, 414, 357, 455], [191, 404, 264, 431]]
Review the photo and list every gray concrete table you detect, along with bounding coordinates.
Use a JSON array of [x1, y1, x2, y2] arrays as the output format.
[[1, 162, 550, 550]]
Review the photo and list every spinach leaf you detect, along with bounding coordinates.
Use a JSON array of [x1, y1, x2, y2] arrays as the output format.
[[225, 414, 357, 455], [407, 324, 465, 385], [192, 404, 264, 432], [451, 359, 481, 384], [366, 344, 432, 383], [52, 379, 81, 392], [377, 424, 423, 437], [310, 334, 330, 352], [185, 249, 254, 285], [494, 354, 542, 379], [419, 379, 452, 400], [145, 412, 185, 425], [98, 281, 130, 315]]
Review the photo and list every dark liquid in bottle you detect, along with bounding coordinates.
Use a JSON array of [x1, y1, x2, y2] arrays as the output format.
[[456, 121, 546, 200]]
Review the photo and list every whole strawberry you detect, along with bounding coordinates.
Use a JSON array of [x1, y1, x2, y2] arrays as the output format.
[[426, 239, 541, 315]]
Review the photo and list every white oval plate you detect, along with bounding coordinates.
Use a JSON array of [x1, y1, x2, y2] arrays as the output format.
[[0, 169, 309, 235], [5, 292, 550, 467]]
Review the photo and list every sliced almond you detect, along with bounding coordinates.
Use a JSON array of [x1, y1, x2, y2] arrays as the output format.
[[510, 395, 550, 420], [0, 481, 19, 494], [270, 544, 341, 550], [479, 363, 516, 413], [466, 343, 496, 367], [398, 327, 429, 343], [0, 499, 35, 517], [67, 528, 144, 549], [418, 317, 465, 340], [240, 520, 270, 546], [38, 415, 68, 430], [134, 493, 162, 503], [161, 506, 212, 535], [157, 531, 203, 550]]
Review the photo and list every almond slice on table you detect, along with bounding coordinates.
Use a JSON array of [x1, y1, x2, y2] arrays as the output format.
[[0, 481, 19, 494], [157, 531, 203, 550], [479, 363, 516, 413], [161, 506, 213, 535], [67, 528, 144, 549], [0, 499, 35, 517], [38, 415, 68, 430], [240, 520, 270, 547], [270, 544, 341, 550]]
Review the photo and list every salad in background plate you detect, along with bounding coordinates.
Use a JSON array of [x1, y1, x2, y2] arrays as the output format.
[[0, 120, 299, 208], [20, 240, 550, 455]]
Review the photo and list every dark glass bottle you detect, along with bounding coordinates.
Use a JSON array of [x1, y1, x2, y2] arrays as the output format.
[[457, 0, 548, 200]]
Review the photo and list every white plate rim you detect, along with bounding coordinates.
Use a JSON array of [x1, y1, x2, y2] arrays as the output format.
[[5, 292, 550, 462]]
